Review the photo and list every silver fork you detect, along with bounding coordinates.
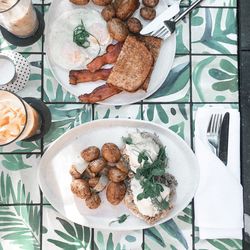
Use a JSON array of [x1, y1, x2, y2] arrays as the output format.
[[207, 113, 223, 155], [148, 0, 203, 39]]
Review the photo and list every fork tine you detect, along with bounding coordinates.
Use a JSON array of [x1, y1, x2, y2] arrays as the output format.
[[160, 30, 169, 39], [218, 114, 223, 132], [152, 26, 165, 37], [211, 114, 217, 133], [207, 114, 213, 133]]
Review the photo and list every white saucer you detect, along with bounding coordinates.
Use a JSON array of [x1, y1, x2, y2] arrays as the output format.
[[0, 51, 31, 93]]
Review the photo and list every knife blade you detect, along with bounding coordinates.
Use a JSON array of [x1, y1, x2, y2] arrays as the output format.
[[140, 2, 180, 36], [219, 112, 230, 165]]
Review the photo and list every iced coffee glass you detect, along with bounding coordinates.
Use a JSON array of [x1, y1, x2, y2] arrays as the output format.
[[0, 0, 39, 38], [0, 90, 40, 146]]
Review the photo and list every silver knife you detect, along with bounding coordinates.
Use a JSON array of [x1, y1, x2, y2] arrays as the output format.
[[140, 2, 180, 36], [219, 112, 230, 165]]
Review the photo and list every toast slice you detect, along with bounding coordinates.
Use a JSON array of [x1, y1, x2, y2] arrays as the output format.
[[107, 35, 154, 92], [139, 36, 162, 91]]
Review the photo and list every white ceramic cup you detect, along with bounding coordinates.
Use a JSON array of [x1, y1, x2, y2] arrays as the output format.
[[0, 55, 16, 86]]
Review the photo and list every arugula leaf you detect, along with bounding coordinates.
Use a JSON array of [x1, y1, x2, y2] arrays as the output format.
[[109, 214, 130, 226], [135, 146, 169, 210]]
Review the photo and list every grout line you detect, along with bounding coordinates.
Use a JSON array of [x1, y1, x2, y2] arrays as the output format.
[[44, 101, 239, 105], [0, 152, 41, 155], [0, 203, 41, 206], [39, 2, 45, 250], [141, 100, 145, 250], [91, 104, 95, 250], [20, 52, 45, 55], [176, 53, 238, 56]]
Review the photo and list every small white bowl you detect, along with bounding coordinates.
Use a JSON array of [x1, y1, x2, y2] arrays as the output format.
[[0, 55, 16, 86]]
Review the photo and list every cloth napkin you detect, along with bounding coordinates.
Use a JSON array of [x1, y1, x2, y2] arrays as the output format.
[[194, 107, 243, 240]]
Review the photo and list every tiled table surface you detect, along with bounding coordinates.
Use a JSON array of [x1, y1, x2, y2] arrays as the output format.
[[0, 0, 244, 249]]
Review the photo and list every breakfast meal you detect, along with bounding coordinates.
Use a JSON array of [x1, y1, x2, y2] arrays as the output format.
[[69, 131, 177, 224], [49, 0, 163, 103], [78, 35, 161, 102]]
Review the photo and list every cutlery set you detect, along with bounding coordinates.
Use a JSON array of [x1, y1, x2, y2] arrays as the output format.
[[207, 112, 230, 165], [141, 0, 204, 39]]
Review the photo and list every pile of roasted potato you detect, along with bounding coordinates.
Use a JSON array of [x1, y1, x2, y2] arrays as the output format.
[[70, 143, 129, 209], [70, 0, 160, 42]]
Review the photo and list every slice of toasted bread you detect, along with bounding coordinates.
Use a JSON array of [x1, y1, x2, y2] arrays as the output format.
[[139, 36, 162, 91], [107, 35, 153, 92]]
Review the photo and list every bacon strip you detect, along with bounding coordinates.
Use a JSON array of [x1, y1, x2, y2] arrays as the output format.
[[78, 84, 122, 103], [69, 68, 112, 85], [87, 42, 123, 73], [106, 44, 116, 53]]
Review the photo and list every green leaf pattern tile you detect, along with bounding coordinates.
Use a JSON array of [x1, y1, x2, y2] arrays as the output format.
[[191, 8, 237, 54], [94, 230, 143, 250], [0, 155, 41, 203], [43, 206, 92, 250], [146, 56, 190, 102], [143, 104, 191, 145], [192, 55, 238, 102], [43, 62, 77, 102], [44, 104, 92, 147]]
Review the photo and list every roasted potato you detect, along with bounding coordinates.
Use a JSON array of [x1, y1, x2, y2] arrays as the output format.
[[85, 193, 101, 209], [71, 179, 91, 199], [101, 142, 121, 163], [108, 167, 127, 182], [70, 0, 89, 5], [116, 160, 129, 174], [88, 158, 106, 173], [69, 165, 82, 179], [92, 0, 112, 6], [127, 17, 142, 34], [114, 0, 140, 20], [140, 7, 156, 20], [106, 182, 126, 205], [142, 0, 159, 7], [81, 146, 100, 162], [107, 18, 129, 42], [101, 4, 116, 21], [88, 177, 100, 188]]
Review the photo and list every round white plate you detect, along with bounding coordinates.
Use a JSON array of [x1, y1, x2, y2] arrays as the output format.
[[38, 119, 199, 230], [45, 0, 176, 105]]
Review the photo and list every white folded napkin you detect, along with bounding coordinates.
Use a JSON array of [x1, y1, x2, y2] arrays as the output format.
[[194, 107, 243, 240]]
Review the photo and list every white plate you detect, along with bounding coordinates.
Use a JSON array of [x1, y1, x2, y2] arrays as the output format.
[[38, 119, 199, 230], [45, 0, 176, 105]]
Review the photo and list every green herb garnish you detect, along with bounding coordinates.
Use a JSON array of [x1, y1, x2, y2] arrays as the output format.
[[73, 20, 101, 54], [109, 214, 130, 226], [136, 147, 169, 211]]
